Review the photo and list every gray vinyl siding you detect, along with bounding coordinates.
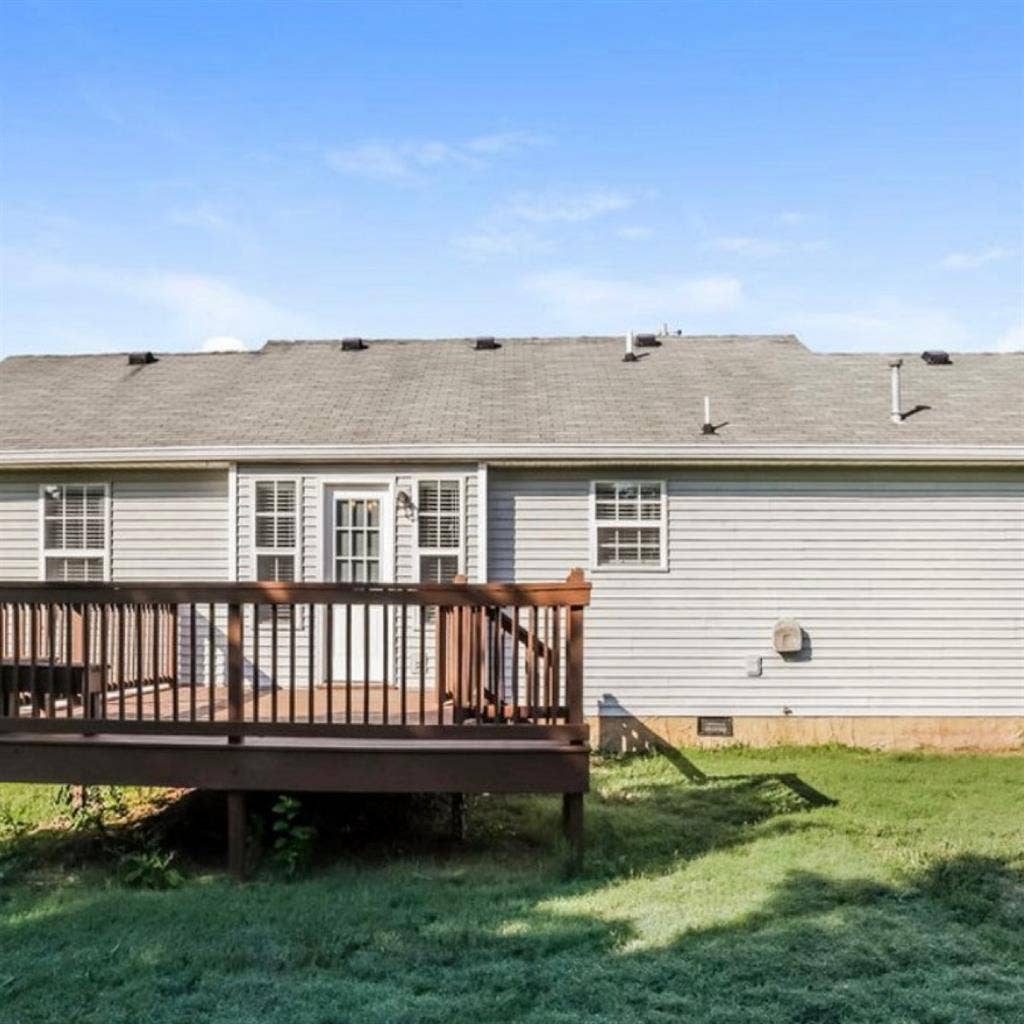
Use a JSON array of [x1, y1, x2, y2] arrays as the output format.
[[0, 479, 39, 579], [488, 467, 1024, 718], [0, 470, 229, 582]]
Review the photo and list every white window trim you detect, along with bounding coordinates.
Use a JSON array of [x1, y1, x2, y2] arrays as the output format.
[[250, 474, 302, 583], [588, 479, 668, 572], [412, 474, 466, 582], [38, 482, 112, 581]]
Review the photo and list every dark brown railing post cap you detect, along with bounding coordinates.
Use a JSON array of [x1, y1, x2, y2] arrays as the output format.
[[565, 567, 586, 584]]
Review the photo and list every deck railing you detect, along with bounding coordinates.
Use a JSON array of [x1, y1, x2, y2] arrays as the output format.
[[0, 572, 590, 740]]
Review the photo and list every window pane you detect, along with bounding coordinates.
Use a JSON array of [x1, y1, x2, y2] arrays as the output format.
[[255, 481, 276, 513], [45, 520, 64, 548], [276, 482, 296, 513], [85, 486, 105, 515], [366, 500, 379, 527], [353, 502, 365, 528], [420, 554, 459, 583], [419, 518, 439, 547], [256, 516, 276, 547], [337, 531, 349, 557], [438, 518, 460, 549], [368, 561, 380, 582], [276, 518, 296, 547], [86, 520, 106, 548], [64, 520, 84, 548], [257, 554, 294, 582], [367, 531, 380, 557], [418, 481, 438, 513]]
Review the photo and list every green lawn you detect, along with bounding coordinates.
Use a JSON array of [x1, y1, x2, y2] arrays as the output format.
[[1, 747, 1022, 1024]]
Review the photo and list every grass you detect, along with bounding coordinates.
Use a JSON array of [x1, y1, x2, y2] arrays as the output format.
[[1, 746, 1022, 1023]]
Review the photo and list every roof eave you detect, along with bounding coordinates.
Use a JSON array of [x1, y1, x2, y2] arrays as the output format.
[[0, 443, 1021, 469]]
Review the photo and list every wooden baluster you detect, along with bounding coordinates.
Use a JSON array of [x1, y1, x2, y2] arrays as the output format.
[[511, 606, 520, 721], [400, 603, 408, 725], [171, 603, 179, 722], [551, 606, 561, 723], [99, 604, 108, 721], [362, 603, 370, 725], [252, 604, 261, 723], [188, 603, 197, 722], [418, 605, 426, 725], [339, 603, 350, 723], [435, 606, 446, 726], [270, 604, 279, 724], [288, 604, 296, 724], [65, 603, 74, 718], [47, 603, 55, 718], [29, 604, 38, 718], [227, 602, 243, 745], [82, 603, 91, 721], [117, 605, 125, 721], [381, 604, 389, 725], [527, 607, 537, 723], [152, 604, 161, 721], [307, 603, 315, 723], [207, 602, 216, 722], [135, 605, 144, 721], [326, 603, 335, 723]]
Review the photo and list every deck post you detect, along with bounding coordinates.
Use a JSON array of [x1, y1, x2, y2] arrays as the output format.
[[226, 790, 246, 880]]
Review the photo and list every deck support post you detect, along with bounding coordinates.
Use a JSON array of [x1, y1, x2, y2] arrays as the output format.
[[450, 792, 466, 842], [227, 790, 246, 880], [562, 792, 583, 874]]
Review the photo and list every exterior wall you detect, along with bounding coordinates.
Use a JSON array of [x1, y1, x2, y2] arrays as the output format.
[[0, 469, 229, 582], [488, 467, 1024, 728]]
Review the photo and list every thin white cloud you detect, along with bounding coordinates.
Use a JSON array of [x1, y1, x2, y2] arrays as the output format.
[[6, 254, 310, 348], [940, 247, 1010, 270], [710, 235, 825, 257], [792, 304, 968, 352], [453, 228, 550, 259], [503, 190, 635, 224], [523, 269, 742, 329], [616, 226, 653, 240], [167, 204, 234, 234], [326, 132, 544, 181], [776, 211, 810, 226], [462, 131, 545, 155]]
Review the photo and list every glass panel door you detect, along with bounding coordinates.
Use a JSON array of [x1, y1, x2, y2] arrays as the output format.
[[328, 489, 391, 684]]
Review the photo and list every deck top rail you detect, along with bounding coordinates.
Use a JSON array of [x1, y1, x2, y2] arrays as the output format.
[[0, 572, 590, 742]]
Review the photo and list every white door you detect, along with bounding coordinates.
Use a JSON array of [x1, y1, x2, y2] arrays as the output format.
[[327, 486, 393, 683]]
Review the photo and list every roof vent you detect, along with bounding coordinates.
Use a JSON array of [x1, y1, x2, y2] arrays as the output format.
[[635, 333, 661, 348], [474, 336, 501, 350], [341, 338, 367, 351], [127, 351, 157, 366], [922, 350, 952, 365]]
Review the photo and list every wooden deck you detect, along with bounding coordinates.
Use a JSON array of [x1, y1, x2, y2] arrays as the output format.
[[0, 576, 592, 875]]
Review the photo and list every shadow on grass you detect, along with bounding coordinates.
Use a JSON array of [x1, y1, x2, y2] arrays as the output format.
[[0, 847, 1020, 1023]]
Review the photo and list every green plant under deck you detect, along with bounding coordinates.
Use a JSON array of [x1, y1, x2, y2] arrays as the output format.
[[1, 747, 1022, 1024]]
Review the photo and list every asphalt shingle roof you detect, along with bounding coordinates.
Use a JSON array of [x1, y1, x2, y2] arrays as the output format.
[[1, 335, 1021, 450]]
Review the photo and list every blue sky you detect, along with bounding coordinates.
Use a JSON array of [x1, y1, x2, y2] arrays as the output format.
[[1, 0, 1021, 356]]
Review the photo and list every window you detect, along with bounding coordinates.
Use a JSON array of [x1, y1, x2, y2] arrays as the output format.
[[592, 481, 666, 568], [417, 479, 462, 582], [254, 480, 297, 582], [41, 484, 108, 580]]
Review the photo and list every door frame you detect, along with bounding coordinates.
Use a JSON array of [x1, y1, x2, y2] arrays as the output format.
[[319, 476, 397, 683]]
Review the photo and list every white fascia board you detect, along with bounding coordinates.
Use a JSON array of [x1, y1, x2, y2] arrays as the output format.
[[0, 442, 1022, 468]]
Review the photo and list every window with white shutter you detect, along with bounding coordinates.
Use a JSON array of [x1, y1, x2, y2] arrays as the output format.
[[41, 484, 109, 580], [591, 481, 666, 568], [416, 479, 463, 582], [254, 480, 298, 583]]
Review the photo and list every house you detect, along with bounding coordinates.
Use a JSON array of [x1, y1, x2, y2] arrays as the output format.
[[1, 333, 1022, 752]]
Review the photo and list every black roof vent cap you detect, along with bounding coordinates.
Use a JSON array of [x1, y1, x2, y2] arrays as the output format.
[[341, 338, 367, 351], [474, 336, 501, 350], [921, 350, 952, 365], [635, 333, 661, 348], [127, 351, 157, 366]]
